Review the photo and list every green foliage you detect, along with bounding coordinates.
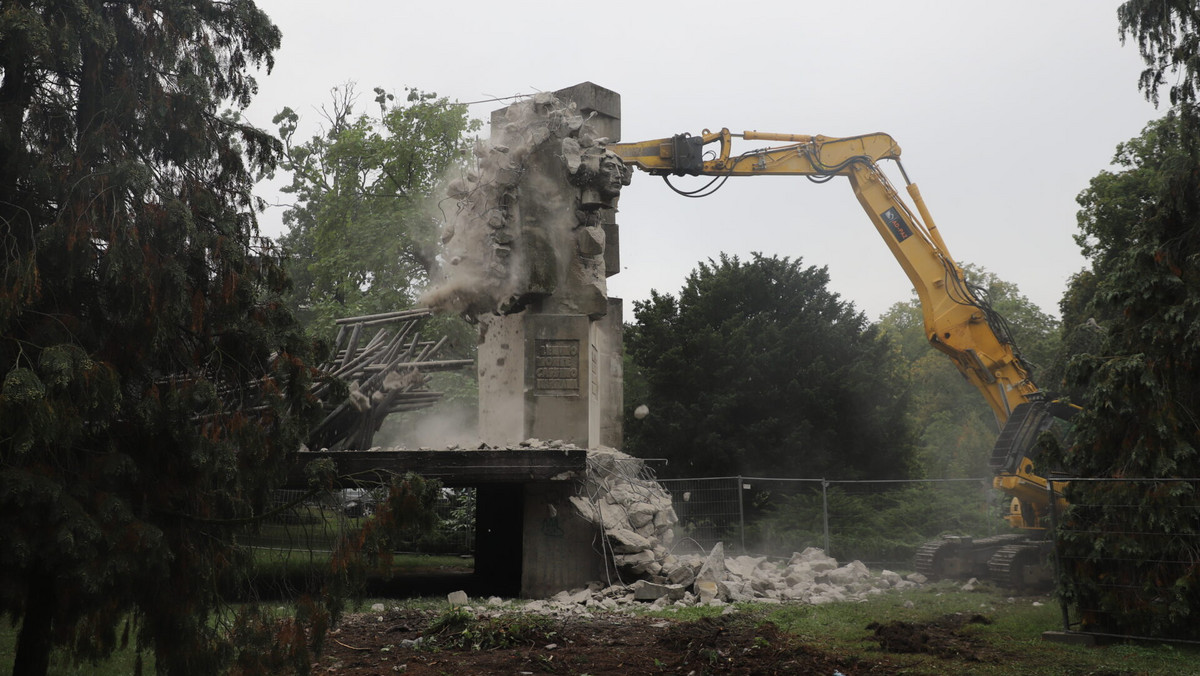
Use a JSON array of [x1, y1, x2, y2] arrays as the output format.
[[1119, 0, 1200, 105], [273, 84, 481, 336], [1043, 1, 1200, 640], [877, 265, 1060, 477], [624, 253, 915, 479], [0, 2, 328, 673], [228, 600, 325, 676], [764, 587, 1198, 675], [749, 482, 1003, 562], [1051, 110, 1200, 627], [423, 608, 555, 651], [325, 473, 443, 606]]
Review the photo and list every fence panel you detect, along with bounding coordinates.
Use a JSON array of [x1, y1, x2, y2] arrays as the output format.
[[656, 477, 743, 555], [656, 476, 998, 566], [1050, 477, 1200, 643], [245, 487, 475, 556], [251, 476, 998, 571], [823, 478, 1000, 568]]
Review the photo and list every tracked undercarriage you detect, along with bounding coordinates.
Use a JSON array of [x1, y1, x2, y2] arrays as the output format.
[[915, 534, 1054, 591]]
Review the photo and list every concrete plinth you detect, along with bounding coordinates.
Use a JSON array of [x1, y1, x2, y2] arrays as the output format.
[[478, 306, 623, 449], [521, 481, 607, 597]]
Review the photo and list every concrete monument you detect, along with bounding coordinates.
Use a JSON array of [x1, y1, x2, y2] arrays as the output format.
[[426, 82, 627, 450]]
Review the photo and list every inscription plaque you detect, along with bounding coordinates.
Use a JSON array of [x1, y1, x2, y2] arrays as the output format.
[[535, 339, 580, 393]]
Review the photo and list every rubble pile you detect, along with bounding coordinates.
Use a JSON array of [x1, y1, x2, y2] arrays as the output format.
[[512, 546, 928, 615], [568, 447, 681, 579], [558, 447, 926, 609], [360, 441, 932, 610]]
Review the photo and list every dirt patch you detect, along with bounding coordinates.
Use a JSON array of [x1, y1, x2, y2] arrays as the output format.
[[866, 612, 999, 662], [316, 608, 905, 675]]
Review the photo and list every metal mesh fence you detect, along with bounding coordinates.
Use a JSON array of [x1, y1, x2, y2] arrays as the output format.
[[246, 487, 475, 556], [657, 477, 745, 556], [658, 476, 999, 566], [243, 472, 1200, 645], [253, 477, 1001, 573], [1049, 477, 1200, 644]]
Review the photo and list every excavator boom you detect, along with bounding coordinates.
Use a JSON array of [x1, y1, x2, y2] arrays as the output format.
[[611, 129, 1039, 424], [610, 128, 1077, 585]]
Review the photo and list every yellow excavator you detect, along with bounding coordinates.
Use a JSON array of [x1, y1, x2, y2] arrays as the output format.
[[609, 129, 1077, 589]]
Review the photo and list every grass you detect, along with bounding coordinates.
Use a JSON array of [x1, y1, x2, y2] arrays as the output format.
[[649, 581, 1199, 675], [249, 547, 473, 572], [0, 624, 152, 676], [422, 607, 557, 650], [8, 582, 1198, 675], [0, 553, 473, 675], [237, 548, 474, 600]]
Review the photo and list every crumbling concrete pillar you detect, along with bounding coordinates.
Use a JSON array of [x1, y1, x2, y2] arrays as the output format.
[[473, 82, 625, 449], [521, 481, 606, 597], [477, 304, 623, 449], [427, 83, 629, 598]]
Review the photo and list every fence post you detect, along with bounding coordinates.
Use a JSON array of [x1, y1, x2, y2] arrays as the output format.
[[1046, 478, 1070, 633], [821, 479, 831, 555], [736, 476, 746, 555]]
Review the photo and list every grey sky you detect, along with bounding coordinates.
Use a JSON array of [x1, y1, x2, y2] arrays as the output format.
[[243, 1, 1158, 320]]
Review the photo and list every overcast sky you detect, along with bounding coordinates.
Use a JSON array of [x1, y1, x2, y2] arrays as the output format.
[[243, 1, 1159, 321]]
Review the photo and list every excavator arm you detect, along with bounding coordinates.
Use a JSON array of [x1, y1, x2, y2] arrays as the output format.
[[610, 129, 1076, 566], [611, 129, 1039, 424]]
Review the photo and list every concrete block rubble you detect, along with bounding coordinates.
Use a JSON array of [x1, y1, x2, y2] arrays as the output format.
[[549, 446, 929, 611]]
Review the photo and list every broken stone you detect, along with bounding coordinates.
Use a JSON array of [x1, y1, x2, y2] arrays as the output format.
[[627, 502, 656, 529], [720, 580, 755, 603], [634, 582, 686, 602], [695, 579, 720, 603], [696, 542, 727, 586], [576, 226, 605, 256], [653, 506, 678, 529], [447, 590, 468, 608], [608, 528, 652, 554], [725, 555, 767, 580], [822, 560, 870, 586], [667, 565, 696, 587]]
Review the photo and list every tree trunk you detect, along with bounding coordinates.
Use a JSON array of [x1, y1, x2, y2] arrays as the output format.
[[12, 573, 54, 676]]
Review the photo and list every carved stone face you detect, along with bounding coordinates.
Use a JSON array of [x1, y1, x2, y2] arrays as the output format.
[[597, 152, 629, 200]]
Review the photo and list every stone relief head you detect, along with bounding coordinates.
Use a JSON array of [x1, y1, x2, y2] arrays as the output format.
[[565, 142, 632, 210]]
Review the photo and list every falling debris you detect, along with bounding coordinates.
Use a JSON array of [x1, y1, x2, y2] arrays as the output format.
[[423, 92, 630, 319]]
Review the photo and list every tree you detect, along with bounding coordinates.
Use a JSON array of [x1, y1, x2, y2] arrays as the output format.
[[623, 253, 914, 479], [1043, 0, 1200, 639], [0, 3, 320, 673], [271, 85, 482, 443], [1051, 116, 1170, 399], [877, 265, 1060, 478], [273, 84, 480, 334]]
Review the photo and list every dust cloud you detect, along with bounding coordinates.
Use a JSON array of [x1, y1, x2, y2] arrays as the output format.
[[420, 91, 618, 320]]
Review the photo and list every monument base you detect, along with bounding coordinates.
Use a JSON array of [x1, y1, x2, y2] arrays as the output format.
[[478, 301, 623, 450]]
